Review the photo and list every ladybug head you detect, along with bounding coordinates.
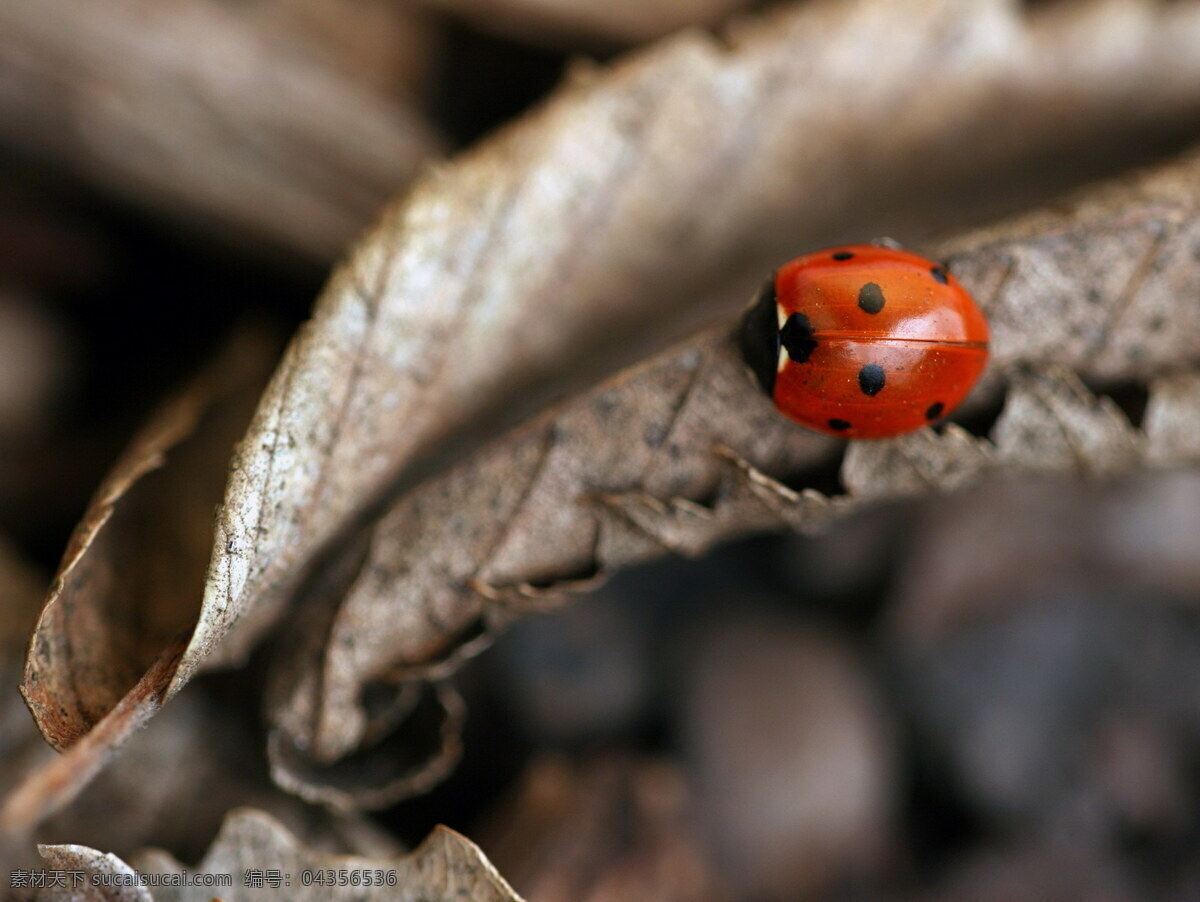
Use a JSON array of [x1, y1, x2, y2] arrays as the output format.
[[739, 277, 779, 397]]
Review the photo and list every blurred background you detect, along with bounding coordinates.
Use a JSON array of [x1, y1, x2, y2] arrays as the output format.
[[4, 1, 1200, 899]]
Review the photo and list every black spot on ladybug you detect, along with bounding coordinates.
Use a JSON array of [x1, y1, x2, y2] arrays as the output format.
[[930, 266, 949, 285], [781, 313, 818, 363], [925, 401, 945, 421], [857, 282, 886, 314], [828, 418, 852, 431], [739, 278, 780, 396], [858, 364, 886, 396], [832, 251, 855, 261]]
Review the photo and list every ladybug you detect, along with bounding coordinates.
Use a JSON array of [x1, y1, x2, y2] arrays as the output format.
[[740, 244, 989, 439]]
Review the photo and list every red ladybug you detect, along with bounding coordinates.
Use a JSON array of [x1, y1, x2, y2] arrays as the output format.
[[740, 244, 988, 439]]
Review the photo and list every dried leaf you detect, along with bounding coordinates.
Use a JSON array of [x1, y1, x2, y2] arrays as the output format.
[[5, 334, 276, 831], [6, 641, 186, 837], [33, 809, 522, 902], [842, 424, 993, 501], [31, 690, 404, 867], [207, 0, 1200, 694], [267, 681, 467, 813], [268, 144, 1200, 804], [1144, 370, 1200, 465], [0, 0, 442, 261], [31, 845, 148, 902], [990, 366, 1143, 476], [267, 331, 832, 773], [21, 0, 1200, 816]]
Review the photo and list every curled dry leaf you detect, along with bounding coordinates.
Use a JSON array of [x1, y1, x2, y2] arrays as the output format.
[[0, 0, 442, 261], [30, 689, 404, 868], [33, 809, 522, 902], [267, 680, 468, 813], [270, 144, 1200, 804], [4, 333, 277, 832], [208, 0, 1200, 678], [205, 0, 1200, 747], [416, 0, 753, 45], [265, 327, 837, 787], [20, 0, 1200, 815]]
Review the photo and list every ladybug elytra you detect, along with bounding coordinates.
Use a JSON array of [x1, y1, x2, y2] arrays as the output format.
[[740, 244, 989, 439]]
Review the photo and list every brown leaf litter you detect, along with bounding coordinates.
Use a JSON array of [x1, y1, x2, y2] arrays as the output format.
[[268, 145, 1200, 806], [0, 0, 442, 261], [4, 333, 276, 831], [12, 0, 1200, 824], [29, 808, 521, 902]]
